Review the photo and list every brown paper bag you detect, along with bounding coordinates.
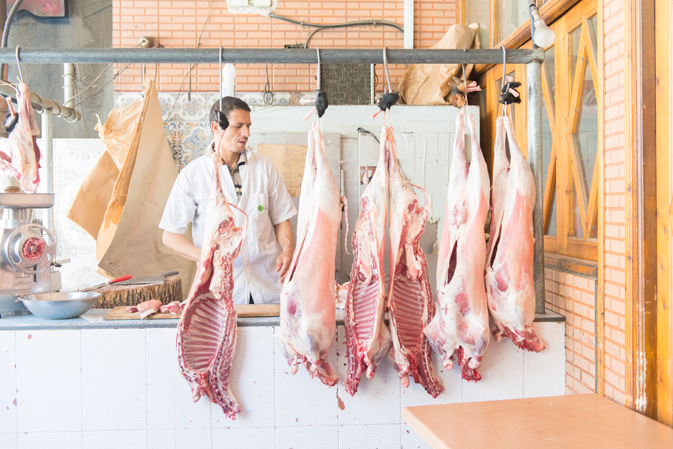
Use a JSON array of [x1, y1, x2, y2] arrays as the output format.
[[68, 80, 196, 299], [398, 24, 480, 106]]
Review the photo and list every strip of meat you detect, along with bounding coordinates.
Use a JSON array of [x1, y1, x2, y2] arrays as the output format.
[[485, 115, 545, 352], [277, 122, 343, 387], [137, 299, 162, 319], [424, 110, 491, 382], [176, 153, 247, 420], [386, 125, 443, 398], [0, 84, 41, 193], [160, 301, 182, 315], [343, 124, 392, 396]]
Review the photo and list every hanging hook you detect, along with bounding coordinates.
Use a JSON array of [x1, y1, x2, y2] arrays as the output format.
[[219, 46, 223, 109], [217, 46, 229, 130], [461, 47, 469, 108], [383, 46, 392, 95], [15, 45, 23, 84], [500, 45, 507, 91], [316, 47, 321, 91]]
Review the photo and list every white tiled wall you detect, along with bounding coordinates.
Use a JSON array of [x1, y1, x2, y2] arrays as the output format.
[[0, 322, 564, 449]]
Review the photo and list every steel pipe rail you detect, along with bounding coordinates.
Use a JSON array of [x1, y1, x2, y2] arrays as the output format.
[[0, 85, 80, 122], [0, 47, 544, 65]]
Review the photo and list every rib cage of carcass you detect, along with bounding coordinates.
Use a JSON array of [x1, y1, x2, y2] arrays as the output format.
[[424, 109, 491, 382], [343, 124, 392, 396], [176, 153, 248, 420], [385, 125, 444, 398], [486, 115, 545, 352], [277, 122, 344, 387]]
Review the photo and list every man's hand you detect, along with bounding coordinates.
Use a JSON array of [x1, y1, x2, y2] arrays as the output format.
[[273, 219, 295, 284], [275, 250, 293, 283]]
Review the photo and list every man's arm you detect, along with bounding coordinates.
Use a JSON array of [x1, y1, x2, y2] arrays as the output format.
[[274, 219, 295, 283], [162, 230, 201, 262]]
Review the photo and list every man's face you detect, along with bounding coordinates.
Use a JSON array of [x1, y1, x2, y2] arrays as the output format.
[[212, 109, 251, 158]]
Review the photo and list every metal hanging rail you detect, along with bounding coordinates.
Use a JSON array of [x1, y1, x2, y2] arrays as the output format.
[[0, 85, 79, 122], [0, 48, 544, 65], [0, 46, 546, 314]]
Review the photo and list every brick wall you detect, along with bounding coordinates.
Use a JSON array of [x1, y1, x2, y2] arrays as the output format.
[[112, 1, 461, 92], [545, 269, 597, 395], [601, 0, 627, 405]]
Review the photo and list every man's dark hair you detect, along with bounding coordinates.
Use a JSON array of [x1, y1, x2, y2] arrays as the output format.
[[209, 96, 251, 128]]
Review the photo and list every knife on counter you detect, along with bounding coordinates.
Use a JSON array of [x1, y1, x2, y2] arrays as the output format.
[[113, 271, 180, 286], [84, 275, 133, 291]]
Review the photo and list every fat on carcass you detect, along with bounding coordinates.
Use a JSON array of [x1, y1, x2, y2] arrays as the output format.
[[277, 122, 344, 387], [485, 115, 545, 352], [0, 84, 41, 193], [343, 124, 392, 396], [424, 110, 491, 382], [386, 125, 443, 398], [176, 153, 247, 420]]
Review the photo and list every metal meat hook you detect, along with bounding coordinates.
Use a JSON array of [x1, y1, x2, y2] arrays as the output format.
[[382, 46, 392, 94], [15, 45, 23, 84], [316, 47, 321, 91]]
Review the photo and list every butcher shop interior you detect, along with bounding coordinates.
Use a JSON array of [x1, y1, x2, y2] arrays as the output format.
[[1, 0, 673, 448]]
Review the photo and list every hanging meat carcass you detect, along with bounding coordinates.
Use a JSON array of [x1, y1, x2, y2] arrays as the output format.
[[277, 122, 343, 387], [176, 153, 248, 420], [424, 110, 491, 382], [386, 125, 444, 398], [485, 115, 545, 352], [343, 125, 392, 396], [0, 84, 41, 193]]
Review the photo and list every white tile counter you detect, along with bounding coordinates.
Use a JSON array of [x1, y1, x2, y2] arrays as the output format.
[[0, 312, 565, 449]]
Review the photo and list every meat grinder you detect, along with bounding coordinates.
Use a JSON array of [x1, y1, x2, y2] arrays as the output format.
[[0, 191, 57, 317]]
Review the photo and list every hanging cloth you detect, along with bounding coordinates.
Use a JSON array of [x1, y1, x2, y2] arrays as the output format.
[[67, 80, 196, 299]]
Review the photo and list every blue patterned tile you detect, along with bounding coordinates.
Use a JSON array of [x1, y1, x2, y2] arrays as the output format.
[[175, 92, 210, 121]]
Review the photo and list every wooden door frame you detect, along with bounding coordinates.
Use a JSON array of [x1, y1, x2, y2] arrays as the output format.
[[624, 0, 658, 419], [655, 0, 673, 427]]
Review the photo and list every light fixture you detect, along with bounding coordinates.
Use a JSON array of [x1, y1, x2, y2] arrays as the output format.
[[529, 5, 555, 48]]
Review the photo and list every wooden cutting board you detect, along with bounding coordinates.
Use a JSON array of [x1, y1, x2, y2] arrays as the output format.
[[103, 304, 280, 320]]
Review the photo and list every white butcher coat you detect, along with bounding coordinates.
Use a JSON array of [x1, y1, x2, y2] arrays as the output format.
[[159, 149, 297, 304]]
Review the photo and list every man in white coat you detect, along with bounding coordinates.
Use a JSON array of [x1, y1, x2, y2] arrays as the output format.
[[160, 97, 297, 305]]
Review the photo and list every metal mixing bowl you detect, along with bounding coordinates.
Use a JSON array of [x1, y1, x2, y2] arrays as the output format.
[[19, 291, 100, 320]]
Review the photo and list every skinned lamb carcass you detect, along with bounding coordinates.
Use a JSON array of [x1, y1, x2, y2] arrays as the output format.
[[0, 84, 41, 193], [386, 125, 444, 398], [485, 115, 545, 352], [277, 122, 344, 387], [424, 110, 491, 382], [176, 152, 247, 420], [343, 125, 392, 396]]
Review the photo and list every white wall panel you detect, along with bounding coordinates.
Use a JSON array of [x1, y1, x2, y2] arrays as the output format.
[[338, 424, 401, 449], [81, 329, 146, 431], [0, 332, 16, 434], [276, 426, 338, 449], [83, 430, 147, 449], [17, 431, 82, 449], [15, 330, 81, 433], [212, 427, 274, 449], [146, 328, 211, 430], [219, 327, 275, 428], [147, 429, 212, 449]]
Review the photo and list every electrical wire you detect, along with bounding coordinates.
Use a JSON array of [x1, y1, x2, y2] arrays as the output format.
[[267, 14, 404, 49]]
